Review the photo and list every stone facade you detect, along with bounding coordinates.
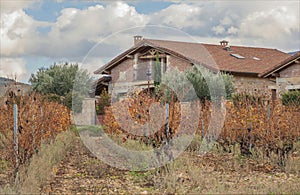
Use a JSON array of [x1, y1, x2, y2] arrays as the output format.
[[276, 63, 300, 96], [103, 46, 295, 98], [109, 53, 195, 95], [232, 75, 275, 95], [279, 63, 300, 78], [0, 83, 31, 97], [95, 37, 292, 98], [72, 98, 96, 126], [108, 50, 281, 97]]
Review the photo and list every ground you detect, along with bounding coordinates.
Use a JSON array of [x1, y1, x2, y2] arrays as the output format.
[[37, 134, 300, 194]]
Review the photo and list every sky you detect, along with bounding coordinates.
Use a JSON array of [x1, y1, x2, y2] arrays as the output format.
[[0, 0, 299, 83]]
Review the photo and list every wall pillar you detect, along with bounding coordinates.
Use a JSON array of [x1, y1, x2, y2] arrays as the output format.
[[73, 98, 96, 126], [133, 53, 139, 81], [166, 55, 170, 70], [161, 57, 164, 75]]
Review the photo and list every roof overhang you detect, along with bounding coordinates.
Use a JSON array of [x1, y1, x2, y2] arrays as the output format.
[[94, 39, 220, 75], [94, 46, 141, 74], [259, 52, 300, 78]]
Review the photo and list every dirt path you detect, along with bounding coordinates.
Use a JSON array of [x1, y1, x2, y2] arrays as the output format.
[[40, 137, 151, 194], [40, 136, 300, 194]]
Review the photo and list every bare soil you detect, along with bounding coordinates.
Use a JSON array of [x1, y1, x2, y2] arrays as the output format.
[[38, 137, 300, 194]]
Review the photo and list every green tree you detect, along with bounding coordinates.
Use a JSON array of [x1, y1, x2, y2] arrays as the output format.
[[186, 65, 234, 101], [29, 63, 93, 112], [154, 51, 161, 86], [156, 65, 234, 102]]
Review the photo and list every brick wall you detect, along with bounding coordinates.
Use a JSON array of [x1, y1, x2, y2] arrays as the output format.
[[111, 58, 134, 83], [110, 54, 193, 84]]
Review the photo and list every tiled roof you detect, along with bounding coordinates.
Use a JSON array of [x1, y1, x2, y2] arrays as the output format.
[[95, 38, 291, 76], [259, 51, 300, 77]]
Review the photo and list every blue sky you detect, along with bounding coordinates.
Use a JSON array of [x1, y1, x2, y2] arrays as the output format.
[[1, 0, 299, 83]]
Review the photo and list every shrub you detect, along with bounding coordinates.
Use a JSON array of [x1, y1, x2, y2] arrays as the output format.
[[231, 93, 263, 107], [156, 66, 234, 103], [96, 89, 111, 115], [29, 63, 93, 111], [282, 90, 300, 106]]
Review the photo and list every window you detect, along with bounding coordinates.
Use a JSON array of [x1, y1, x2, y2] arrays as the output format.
[[230, 53, 245, 59]]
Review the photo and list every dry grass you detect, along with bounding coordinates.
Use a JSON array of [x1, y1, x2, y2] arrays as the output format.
[[0, 129, 76, 194], [145, 151, 300, 194], [1, 126, 299, 194]]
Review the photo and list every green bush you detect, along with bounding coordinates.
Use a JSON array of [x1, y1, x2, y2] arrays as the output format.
[[156, 66, 234, 103], [282, 90, 300, 106], [231, 93, 263, 107], [29, 63, 93, 111], [96, 89, 111, 115]]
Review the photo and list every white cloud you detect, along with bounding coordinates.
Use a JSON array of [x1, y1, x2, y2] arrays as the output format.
[[38, 2, 149, 57], [1, 1, 300, 83], [235, 6, 300, 50], [220, 16, 233, 26], [52, 2, 148, 40], [0, 58, 27, 80], [227, 26, 238, 35], [80, 57, 106, 75], [3, 1, 299, 59], [150, 4, 203, 29], [239, 7, 299, 40], [212, 25, 225, 35], [0, 1, 37, 13], [0, 10, 40, 56]]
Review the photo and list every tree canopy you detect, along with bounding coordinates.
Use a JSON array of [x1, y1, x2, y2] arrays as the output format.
[[156, 65, 235, 102], [29, 63, 93, 112]]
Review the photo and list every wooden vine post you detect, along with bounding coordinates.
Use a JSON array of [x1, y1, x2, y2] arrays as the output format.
[[13, 103, 19, 185]]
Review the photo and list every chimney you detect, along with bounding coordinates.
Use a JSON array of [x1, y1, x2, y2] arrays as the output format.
[[134, 35, 143, 45], [220, 40, 229, 47]]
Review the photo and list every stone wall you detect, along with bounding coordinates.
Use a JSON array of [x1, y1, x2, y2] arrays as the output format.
[[276, 62, 300, 95], [279, 63, 300, 78], [233, 75, 274, 96], [0, 84, 31, 97], [73, 98, 96, 126], [109, 50, 290, 98]]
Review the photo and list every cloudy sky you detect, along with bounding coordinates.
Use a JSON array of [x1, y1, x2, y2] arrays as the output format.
[[1, 0, 299, 83]]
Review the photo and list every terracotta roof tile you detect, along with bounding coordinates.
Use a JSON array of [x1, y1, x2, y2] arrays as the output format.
[[145, 39, 290, 75], [95, 38, 291, 75], [259, 51, 300, 77]]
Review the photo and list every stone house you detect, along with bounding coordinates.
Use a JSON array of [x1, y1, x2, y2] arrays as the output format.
[[259, 51, 300, 98], [94, 36, 291, 98]]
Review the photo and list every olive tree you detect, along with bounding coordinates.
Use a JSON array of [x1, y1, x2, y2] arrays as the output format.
[[156, 65, 234, 102], [29, 63, 93, 112]]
